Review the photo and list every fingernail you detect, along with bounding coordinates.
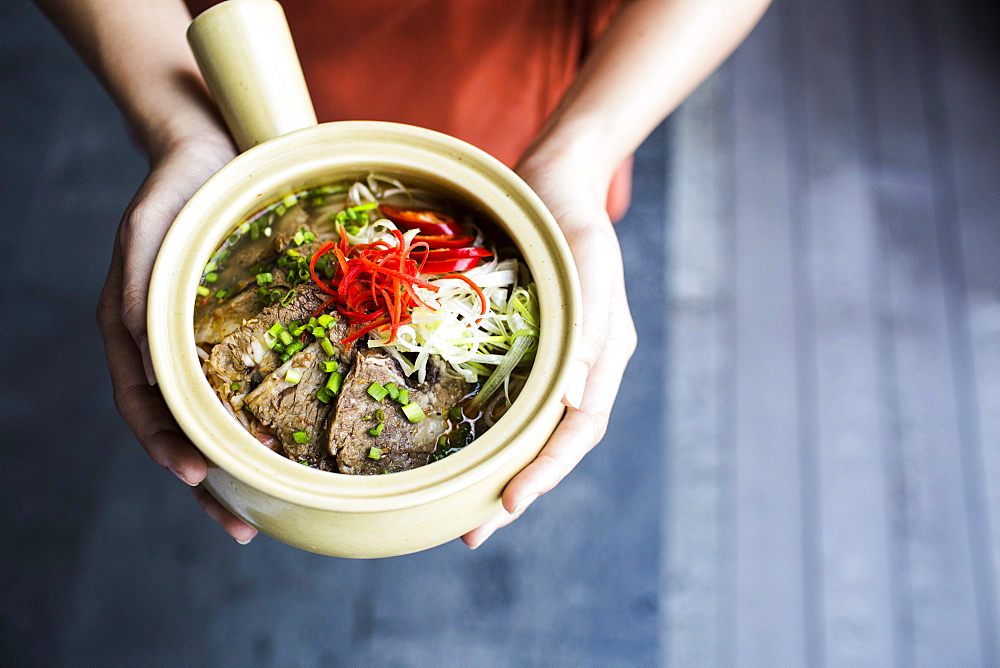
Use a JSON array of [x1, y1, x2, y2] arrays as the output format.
[[236, 536, 254, 545], [511, 493, 539, 516], [139, 336, 157, 386], [562, 361, 587, 409], [168, 465, 198, 487], [468, 527, 495, 550]]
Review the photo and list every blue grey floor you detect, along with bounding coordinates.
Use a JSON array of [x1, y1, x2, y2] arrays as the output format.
[[3, 0, 998, 666]]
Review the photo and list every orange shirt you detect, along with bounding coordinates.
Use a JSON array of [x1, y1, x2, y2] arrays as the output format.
[[186, 0, 630, 217]]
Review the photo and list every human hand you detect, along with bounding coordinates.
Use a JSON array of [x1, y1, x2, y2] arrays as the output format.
[[462, 149, 638, 548], [96, 135, 258, 543]]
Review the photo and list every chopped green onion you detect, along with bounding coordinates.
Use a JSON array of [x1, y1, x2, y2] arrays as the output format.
[[204, 260, 217, 273], [367, 382, 389, 402], [325, 371, 343, 393], [321, 361, 338, 373], [205, 272, 219, 283], [230, 382, 240, 392], [375, 408, 385, 422], [396, 389, 409, 405], [368, 424, 385, 438], [292, 228, 315, 246], [256, 272, 273, 285], [283, 193, 297, 208], [320, 338, 335, 356], [317, 314, 335, 328], [197, 286, 211, 297], [312, 327, 326, 338], [401, 402, 426, 423], [316, 387, 333, 404], [268, 322, 285, 336], [275, 204, 287, 216], [368, 444, 383, 457], [214, 289, 228, 300], [450, 406, 463, 420], [284, 341, 304, 356], [384, 382, 400, 402], [278, 331, 293, 346], [292, 430, 309, 444], [285, 368, 303, 384]]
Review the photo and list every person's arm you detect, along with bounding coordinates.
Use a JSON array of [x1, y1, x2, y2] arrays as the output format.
[[35, 0, 254, 541], [35, 0, 228, 160], [462, 0, 771, 547]]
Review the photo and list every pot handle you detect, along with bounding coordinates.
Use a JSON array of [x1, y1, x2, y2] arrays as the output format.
[[187, 0, 317, 152]]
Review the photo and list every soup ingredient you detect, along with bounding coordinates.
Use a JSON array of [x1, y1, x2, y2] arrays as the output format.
[[243, 342, 339, 464], [469, 284, 540, 410], [197, 177, 537, 473], [309, 229, 449, 345], [206, 284, 329, 414], [329, 349, 470, 474], [411, 246, 493, 273], [379, 205, 465, 235]]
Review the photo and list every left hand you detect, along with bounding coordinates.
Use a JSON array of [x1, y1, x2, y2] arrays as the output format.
[[461, 148, 637, 548]]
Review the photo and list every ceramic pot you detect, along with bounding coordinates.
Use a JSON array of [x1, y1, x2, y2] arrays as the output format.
[[146, 0, 580, 557]]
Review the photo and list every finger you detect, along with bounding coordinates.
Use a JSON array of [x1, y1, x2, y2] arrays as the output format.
[[191, 484, 258, 544], [559, 219, 625, 409], [461, 505, 527, 550], [501, 305, 636, 514], [117, 149, 231, 382], [98, 247, 207, 486]]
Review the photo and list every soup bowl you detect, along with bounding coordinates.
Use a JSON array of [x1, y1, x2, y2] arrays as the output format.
[[146, 0, 580, 557]]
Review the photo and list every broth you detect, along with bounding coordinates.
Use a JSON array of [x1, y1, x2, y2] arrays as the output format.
[[193, 175, 538, 474]]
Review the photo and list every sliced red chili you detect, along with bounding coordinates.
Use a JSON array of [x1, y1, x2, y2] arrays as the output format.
[[412, 233, 475, 249], [380, 205, 465, 236], [420, 257, 483, 273], [412, 246, 492, 260]]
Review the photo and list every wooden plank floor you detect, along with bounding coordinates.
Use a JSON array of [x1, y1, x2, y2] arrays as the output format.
[[2, 0, 996, 665], [663, 0, 999, 665]]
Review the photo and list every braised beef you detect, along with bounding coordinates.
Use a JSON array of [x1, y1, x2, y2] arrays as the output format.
[[243, 342, 335, 463], [329, 349, 473, 474], [194, 210, 320, 345], [204, 284, 327, 412], [194, 284, 263, 346]]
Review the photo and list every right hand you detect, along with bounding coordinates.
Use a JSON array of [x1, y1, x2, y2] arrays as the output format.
[[96, 134, 258, 543]]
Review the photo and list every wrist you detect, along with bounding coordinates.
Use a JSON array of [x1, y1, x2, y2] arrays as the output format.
[[519, 115, 626, 194], [137, 90, 234, 165]]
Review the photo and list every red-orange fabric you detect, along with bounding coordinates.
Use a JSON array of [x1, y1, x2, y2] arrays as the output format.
[[185, 0, 631, 218]]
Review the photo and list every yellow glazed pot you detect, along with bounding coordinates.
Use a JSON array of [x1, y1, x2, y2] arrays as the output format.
[[146, 0, 580, 557]]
